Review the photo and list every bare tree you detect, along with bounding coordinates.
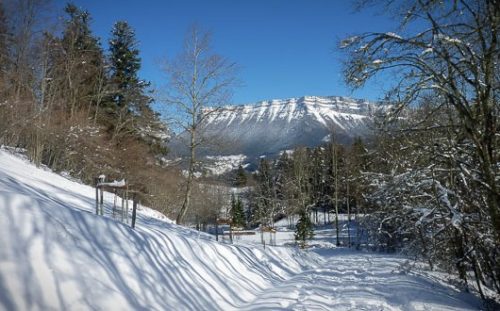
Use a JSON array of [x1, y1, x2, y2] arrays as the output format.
[[342, 0, 500, 297], [341, 0, 500, 238], [162, 26, 238, 224], [330, 133, 340, 246]]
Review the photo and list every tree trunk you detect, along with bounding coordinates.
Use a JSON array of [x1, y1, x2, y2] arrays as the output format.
[[176, 129, 196, 224]]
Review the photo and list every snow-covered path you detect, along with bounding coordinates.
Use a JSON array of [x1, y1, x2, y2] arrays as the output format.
[[0, 148, 483, 310], [244, 250, 479, 310]]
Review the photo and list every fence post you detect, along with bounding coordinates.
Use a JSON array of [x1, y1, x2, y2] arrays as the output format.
[[112, 188, 117, 218], [99, 186, 104, 215], [131, 193, 137, 229], [125, 184, 129, 223], [229, 223, 233, 244], [121, 188, 125, 222], [215, 217, 219, 241], [95, 178, 99, 215]]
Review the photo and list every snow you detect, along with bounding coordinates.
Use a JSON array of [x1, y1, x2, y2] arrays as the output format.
[[0, 148, 320, 310], [170, 95, 384, 159], [340, 36, 359, 48], [421, 48, 434, 55], [160, 156, 182, 166], [204, 96, 373, 125], [203, 96, 370, 136], [98, 179, 126, 187], [385, 32, 403, 40], [182, 169, 202, 178], [244, 249, 480, 311], [435, 34, 462, 44], [0, 148, 483, 310], [204, 154, 247, 176]]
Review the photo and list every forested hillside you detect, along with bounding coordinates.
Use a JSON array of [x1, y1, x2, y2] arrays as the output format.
[[0, 2, 178, 213]]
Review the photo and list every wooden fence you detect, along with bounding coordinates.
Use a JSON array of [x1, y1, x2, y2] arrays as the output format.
[[95, 176, 139, 229]]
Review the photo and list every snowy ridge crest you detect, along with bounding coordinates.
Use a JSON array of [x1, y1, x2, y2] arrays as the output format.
[[168, 95, 383, 162], [203, 95, 377, 125]]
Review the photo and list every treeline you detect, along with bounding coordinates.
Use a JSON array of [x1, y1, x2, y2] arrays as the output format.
[[0, 1, 177, 211], [248, 137, 369, 230], [247, 137, 369, 247]]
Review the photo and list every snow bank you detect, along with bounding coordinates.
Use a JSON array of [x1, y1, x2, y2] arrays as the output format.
[[0, 149, 321, 310]]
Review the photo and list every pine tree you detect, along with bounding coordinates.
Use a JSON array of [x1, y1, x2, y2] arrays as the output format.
[[109, 21, 143, 108], [108, 21, 151, 139], [295, 209, 314, 248], [231, 194, 245, 228], [62, 4, 100, 52]]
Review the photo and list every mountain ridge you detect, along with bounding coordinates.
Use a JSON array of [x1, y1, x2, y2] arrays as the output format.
[[169, 95, 383, 168], [203, 95, 375, 124]]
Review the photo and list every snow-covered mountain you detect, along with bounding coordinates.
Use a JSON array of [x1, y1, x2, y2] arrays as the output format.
[[170, 96, 382, 165]]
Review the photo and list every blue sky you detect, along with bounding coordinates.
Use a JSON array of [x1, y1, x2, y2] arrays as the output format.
[[54, 0, 396, 104]]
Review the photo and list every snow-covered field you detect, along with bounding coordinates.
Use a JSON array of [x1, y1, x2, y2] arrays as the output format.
[[0, 148, 483, 310]]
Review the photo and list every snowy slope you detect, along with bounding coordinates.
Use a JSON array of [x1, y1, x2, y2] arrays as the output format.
[[0, 148, 483, 310], [169, 96, 382, 162], [0, 148, 321, 310]]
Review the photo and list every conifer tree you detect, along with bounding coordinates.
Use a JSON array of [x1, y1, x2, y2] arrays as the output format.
[[63, 4, 100, 51], [109, 21, 143, 108], [108, 20, 152, 139], [231, 194, 245, 228], [295, 209, 314, 248]]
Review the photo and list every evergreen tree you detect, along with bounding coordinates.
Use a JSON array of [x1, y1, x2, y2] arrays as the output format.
[[230, 194, 245, 228], [63, 4, 100, 53], [109, 21, 145, 108], [295, 209, 314, 248], [234, 164, 247, 187], [108, 21, 152, 139]]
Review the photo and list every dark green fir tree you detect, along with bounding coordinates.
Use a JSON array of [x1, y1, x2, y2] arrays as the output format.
[[231, 194, 246, 228], [295, 210, 314, 248], [108, 20, 154, 139]]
